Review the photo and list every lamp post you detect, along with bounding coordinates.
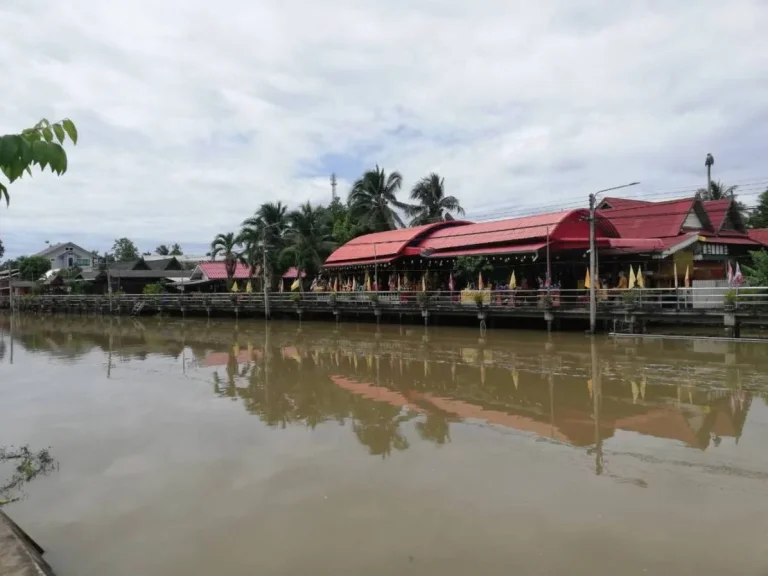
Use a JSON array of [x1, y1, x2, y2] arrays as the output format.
[[589, 182, 640, 334]]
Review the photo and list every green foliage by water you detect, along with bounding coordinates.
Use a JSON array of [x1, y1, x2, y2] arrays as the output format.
[[0, 446, 57, 506], [17, 255, 50, 281], [142, 281, 167, 295], [743, 250, 768, 286]]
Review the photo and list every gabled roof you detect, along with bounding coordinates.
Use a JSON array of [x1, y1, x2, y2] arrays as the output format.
[[194, 262, 255, 280], [109, 259, 147, 271], [34, 241, 91, 258], [597, 197, 652, 210], [702, 199, 731, 232], [145, 257, 181, 271], [324, 221, 470, 266], [748, 229, 768, 246], [415, 209, 616, 253], [598, 197, 712, 239]]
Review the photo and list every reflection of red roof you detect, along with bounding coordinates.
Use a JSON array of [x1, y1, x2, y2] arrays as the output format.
[[197, 262, 254, 280], [748, 229, 768, 246], [599, 197, 706, 238], [203, 349, 262, 366], [324, 221, 469, 266]]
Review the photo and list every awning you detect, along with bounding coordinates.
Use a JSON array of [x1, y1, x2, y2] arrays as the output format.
[[699, 236, 760, 246], [426, 242, 547, 258], [323, 257, 396, 269]]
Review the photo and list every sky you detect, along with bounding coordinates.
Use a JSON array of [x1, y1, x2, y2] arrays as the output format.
[[2, 0, 767, 258]]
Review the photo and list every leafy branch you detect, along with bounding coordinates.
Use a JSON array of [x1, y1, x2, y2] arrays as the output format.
[[0, 118, 78, 206], [0, 445, 57, 506]]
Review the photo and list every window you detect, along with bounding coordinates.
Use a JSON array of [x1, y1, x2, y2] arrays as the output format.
[[74, 258, 91, 267]]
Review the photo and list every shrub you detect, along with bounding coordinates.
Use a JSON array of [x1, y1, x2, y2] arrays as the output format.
[[290, 291, 302, 303], [368, 292, 379, 304], [142, 282, 166, 295]]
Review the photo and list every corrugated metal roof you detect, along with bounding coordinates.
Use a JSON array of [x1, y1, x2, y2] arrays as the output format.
[[324, 257, 395, 269], [598, 197, 699, 238], [703, 199, 732, 232], [197, 262, 255, 280], [324, 221, 469, 266], [749, 229, 768, 246], [282, 267, 307, 278]]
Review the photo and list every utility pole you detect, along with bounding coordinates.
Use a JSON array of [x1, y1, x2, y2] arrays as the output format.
[[262, 228, 270, 319], [330, 173, 338, 202], [588, 182, 641, 334], [588, 193, 597, 334]]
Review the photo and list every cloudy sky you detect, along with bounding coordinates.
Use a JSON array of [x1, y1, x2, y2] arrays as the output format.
[[2, 0, 767, 258]]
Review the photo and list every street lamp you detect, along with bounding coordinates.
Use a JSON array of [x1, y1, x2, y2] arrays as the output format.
[[588, 181, 641, 334]]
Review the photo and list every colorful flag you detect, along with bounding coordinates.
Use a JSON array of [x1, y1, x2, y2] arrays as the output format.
[[421, 274, 426, 292], [448, 273, 455, 291], [397, 274, 402, 291], [352, 278, 357, 291], [478, 272, 484, 290], [727, 262, 734, 286], [734, 262, 744, 286]]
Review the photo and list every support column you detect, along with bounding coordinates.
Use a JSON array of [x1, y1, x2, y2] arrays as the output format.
[[724, 313, 740, 338]]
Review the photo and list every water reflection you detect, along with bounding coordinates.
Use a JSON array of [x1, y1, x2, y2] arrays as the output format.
[[0, 316, 762, 469]]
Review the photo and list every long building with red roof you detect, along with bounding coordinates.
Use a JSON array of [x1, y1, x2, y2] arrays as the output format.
[[323, 194, 764, 289]]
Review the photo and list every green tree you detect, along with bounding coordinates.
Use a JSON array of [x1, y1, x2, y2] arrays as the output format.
[[169, 243, 183, 256], [455, 256, 492, 284], [155, 244, 170, 256], [112, 238, 140, 261], [281, 202, 336, 281], [0, 238, 4, 260], [349, 165, 407, 232], [240, 202, 289, 289], [404, 172, 464, 226], [749, 188, 768, 229], [0, 118, 78, 206], [327, 197, 365, 245], [697, 180, 738, 201], [210, 232, 242, 289], [16, 255, 50, 281], [743, 251, 768, 285]]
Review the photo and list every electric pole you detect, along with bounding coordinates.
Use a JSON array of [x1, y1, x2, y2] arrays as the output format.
[[330, 173, 338, 202], [262, 228, 270, 319], [705, 153, 714, 198]]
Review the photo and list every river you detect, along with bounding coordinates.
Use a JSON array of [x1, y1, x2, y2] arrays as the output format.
[[1, 315, 767, 575]]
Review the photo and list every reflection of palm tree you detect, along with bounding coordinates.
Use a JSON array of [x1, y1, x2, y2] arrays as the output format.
[[351, 401, 415, 457], [415, 411, 452, 445]]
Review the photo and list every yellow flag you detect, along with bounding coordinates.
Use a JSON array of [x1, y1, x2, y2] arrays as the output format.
[[231, 281, 239, 292], [637, 266, 645, 289], [684, 265, 690, 288], [478, 272, 484, 290], [291, 279, 300, 291], [366, 275, 372, 292], [584, 268, 591, 289], [245, 280, 253, 293], [628, 267, 636, 289], [510, 270, 516, 289], [673, 262, 678, 288]]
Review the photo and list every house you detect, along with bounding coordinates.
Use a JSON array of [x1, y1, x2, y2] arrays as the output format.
[[34, 242, 95, 272], [79, 257, 191, 294], [184, 262, 258, 292]]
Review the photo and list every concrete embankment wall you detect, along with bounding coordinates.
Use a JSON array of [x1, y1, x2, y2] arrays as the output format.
[[0, 510, 56, 576]]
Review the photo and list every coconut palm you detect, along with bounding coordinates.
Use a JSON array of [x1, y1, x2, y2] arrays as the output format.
[[155, 244, 170, 256], [697, 180, 738, 201], [281, 202, 336, 282], [349, 165, 408, 231], [404, 173, 465, 226], [240, 202, 289, 289], [210, 232, 242, 289]]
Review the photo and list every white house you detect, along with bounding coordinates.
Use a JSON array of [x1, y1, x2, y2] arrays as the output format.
[[34, 242, 94, 272]]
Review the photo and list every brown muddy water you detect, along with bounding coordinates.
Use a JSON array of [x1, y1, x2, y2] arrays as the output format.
[[1, 315, 768, 575]]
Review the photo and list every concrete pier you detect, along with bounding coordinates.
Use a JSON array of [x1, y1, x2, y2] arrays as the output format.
[[0, 510, 56, 575]]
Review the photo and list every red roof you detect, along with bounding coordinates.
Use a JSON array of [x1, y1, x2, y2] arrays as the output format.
[[197, 262, 254, 280], [428, 242, 547, 258], [703, 236, 760, 246], [416, 209, 616, 253], [749, 229, 768, 246], [703, 199, 732, 232], [598, 197, 653, 210], [282, 267, 307, 279], [598, 197, 704, 238], [324, 257, 395, 269], [323, 221, 469, 266]]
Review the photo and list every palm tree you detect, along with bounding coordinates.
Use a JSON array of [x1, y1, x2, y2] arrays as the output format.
[[697, 180, 738, 201], [210, 232, 242, 289], [349, 165, 408, 231], [169, 243, 183, 256], [281, 202, 336, 282], [240, 202, 289, 290], [404, 173, 465, 226], [155, 244, 170, 256]]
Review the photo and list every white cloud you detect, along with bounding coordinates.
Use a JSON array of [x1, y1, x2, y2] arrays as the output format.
[[2, 0, 767, 257]]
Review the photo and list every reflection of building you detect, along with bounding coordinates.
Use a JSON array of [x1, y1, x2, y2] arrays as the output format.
[[328, 359, 751, 451]]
